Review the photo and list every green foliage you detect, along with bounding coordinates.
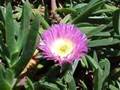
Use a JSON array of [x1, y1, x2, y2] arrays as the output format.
[[3, 1, 40, 77], [25, 77, 34, 90], [71, 0, 104, 23], [5, 3, 17, 58], [113, 9, 120, 35], [0, 1, 40, 90], [0, 0, 120, 90], [0, 64, 15, 90], [34, 65, 76, 90]]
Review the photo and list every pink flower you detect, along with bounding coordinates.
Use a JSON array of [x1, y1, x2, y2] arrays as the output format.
[[38, 24, 88, 64]]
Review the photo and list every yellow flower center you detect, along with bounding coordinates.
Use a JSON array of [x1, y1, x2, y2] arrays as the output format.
[[51, 39, 74, 57]]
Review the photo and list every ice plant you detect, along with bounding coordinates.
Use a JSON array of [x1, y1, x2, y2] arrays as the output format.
[[38, 24, 88, 64]]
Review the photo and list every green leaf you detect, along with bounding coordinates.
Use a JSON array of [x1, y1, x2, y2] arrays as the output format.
[[105, 4, 118, 11], [17, 1, 32, 52], [109, 84, 119, 90], [93, 32, 111, 37], [76, 23, 94, 27], [80, 56, 89, 68], [73, 3, 87, 10], [25, 77, 34, 90], [34, 12, 49, 29], [93, 51, 98, 62], [93, 9, 115, 14], [116, 81, 120, 89], [34, 81, 60, 90], [71, 60, 79, 74], [64, 72, 72, 83], [79, 80, 87, 90], [93, 68, 103, 90], [89, 38, 120, 47], [34, 65, 66, 90], [99, 58, 110, 80], [5, 69, 16, 87], [64, 72, 76, 90], [60, 14, 71, 23], [37, 14, 49, 29], [86, 55, 100, 70], [12, 15, 40, 76], [80, 26, 97, 35], [84, 56, 110, 90], [0, 64, 15, 90], [0, 6, 5, 23], [86, 25, 107, 37], [93, 59, 110, 90], [78, 22, 112, 37], [55, 80, 67, 90], [113, 9, 120, 35], [67, 77, 76, 90], [0, 22, 10, 65], [70, 0, 104, 23], [5, 3, 17, 57], [33, 9, 49, 29], [76, 22, 110, 37], [56, 8, 76, 14]]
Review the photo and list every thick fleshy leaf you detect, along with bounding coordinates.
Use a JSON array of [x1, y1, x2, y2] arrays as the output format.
[[64, 72, 76, 90], [12, 15, 40, 76], [5, 3, 17, 57], [86, 55, 100, 70], [109, 85, 119, 90], [0, 6, 5, 23], [79, 80, 87, 90], [76, 23, 107, 36], [35, 81, 60, 90], [38, 15, 49, 29], [70, 0, 104, 23], [93, 68, 103, 90], [60, 14, 71, 23], [56, 8, 76, 14], [99, 58, 110, 80], [33, 11, 49, 29], [80, 56, 89, 68], [17, 1, 32, 52], [93, 59, 110, 90], [0, 64, 15, 90], [89, 38, 120, 47], [113, 9, 120, 35], [25, 77, 34, 90]]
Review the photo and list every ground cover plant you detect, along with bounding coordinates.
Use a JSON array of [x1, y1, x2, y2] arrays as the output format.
[[0, 0, 120, 90]]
